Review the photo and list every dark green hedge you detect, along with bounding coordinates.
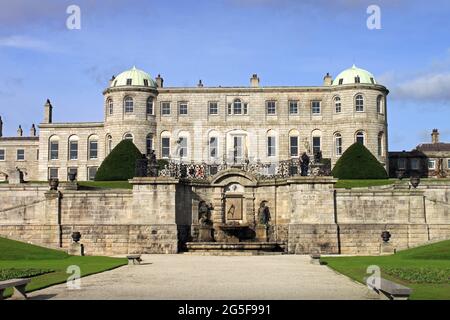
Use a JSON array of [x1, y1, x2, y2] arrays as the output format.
[[332, 143, 388, 179], [95, 140, 143, 181]]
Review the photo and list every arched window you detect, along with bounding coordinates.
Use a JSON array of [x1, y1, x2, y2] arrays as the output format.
[[334, 96, 341, 113], [289, 129, 300, 157], [106, 135, 113, 155], [68, 135, 79, 160], [146, 97, 154, 115], [334, 133, 343, 156], [356, 131, 365, 145], [107, 98, 113, 115], [378, 132, 384, 156], [123, 133, 134, 141], [146, 134, 153, 155], [377, 95, 384, 114], [355, 94, 364, 112], [49, 136, 60, 160], [124, 96, 134, 113], [88, 135, 99, 160], [233, 99, 242, 115]]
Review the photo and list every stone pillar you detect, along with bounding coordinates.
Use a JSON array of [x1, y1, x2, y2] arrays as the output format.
[[30, 124, 36, 137], [323, 73, 333, 86], [250, 74, 260, 87], [155, 74, 164, 88], [44, 190, 62, 248], [17, 125, 23, 137]]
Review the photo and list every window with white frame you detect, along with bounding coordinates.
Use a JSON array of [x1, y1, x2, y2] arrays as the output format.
[[289, 101, 298, 115], [161, 102, 171, 115], [334, 96, 341, 113], [0, 149, 4, 161], [428, 159, 436, 170], [290, 136, 299, 157], [267, 101, 276, 115], [312, 136, 321, 155], [107, 98, 113, 115], [69, 138, 78, 160], [355, 94, 364, 112], [124, 96, 134, 113], [88, 167, 98, 181], [179, 102, 188, 115], [161, 136, 170, 158], [49, 138, 59, 160], [48, 167, 59, 179], [311, 101, 321, 114], [89, 138, 98, 160], [146, 97, 154, 115], [209, 102, 218, 115], [267, 136, 276, 157], [377, 95, 384, 114], [209, 137, 218, 159], [335, 133, 342, 156], [233, 99, 242, 115], [16, 149, 25, 161], [356, 131, 365, 145]]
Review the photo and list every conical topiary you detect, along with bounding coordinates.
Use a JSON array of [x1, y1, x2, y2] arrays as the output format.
[[95, 139, 143, 181], [332, 142, 388, 179]]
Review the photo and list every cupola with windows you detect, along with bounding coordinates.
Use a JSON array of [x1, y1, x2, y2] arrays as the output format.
[[109, 66, 157, 88], [332, 65, 377, 86]]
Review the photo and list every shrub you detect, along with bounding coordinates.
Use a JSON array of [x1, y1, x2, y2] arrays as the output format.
[[95, 140, 143, 181], [332, 143, 388, 179], [157, 159, 169, 171]]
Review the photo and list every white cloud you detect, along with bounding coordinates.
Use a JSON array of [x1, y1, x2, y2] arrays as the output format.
[[0, 35, 52, 51], [395, 73, 450, 102]]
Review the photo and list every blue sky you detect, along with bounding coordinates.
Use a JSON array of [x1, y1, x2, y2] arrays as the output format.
[[0, 0, 449, 150]]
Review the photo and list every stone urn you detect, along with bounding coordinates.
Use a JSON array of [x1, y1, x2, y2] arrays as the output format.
[[49, 178, 59, 190], [68, 172, 77, 182], [381, 231, 391, 243], [71, 232, 81, 243], [410, 176, 420, 189]]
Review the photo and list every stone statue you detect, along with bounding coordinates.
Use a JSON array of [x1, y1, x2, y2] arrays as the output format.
[[258, 201, 271, 225], [135, 154, 148, 177], [148, 150, 158, 177], [300, 153, 310, 176], [314, 150, 322, 164], [198, 201, 212, 226], [303, 138, 311, 154]]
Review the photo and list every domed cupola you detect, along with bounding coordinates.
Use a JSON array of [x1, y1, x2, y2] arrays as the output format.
[[332, 65, 377, 86], [110, 66, 157, 88]]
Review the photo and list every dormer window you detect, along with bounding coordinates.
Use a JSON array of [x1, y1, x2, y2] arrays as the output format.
[[338, 79, 343, 85], [355, 76, 361, 84], [126, 78, 132, 86], [143, 79, 149, 86], [370, 77, 375, 84]]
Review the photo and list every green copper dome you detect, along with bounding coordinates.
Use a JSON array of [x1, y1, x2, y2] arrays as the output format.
[[332, 65, 377, 86], [110, 66, 157, 88]]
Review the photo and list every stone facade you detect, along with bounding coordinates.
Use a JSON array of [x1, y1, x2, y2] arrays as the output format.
[[0, 65, 389, 182], [1, 173, 449, 256]]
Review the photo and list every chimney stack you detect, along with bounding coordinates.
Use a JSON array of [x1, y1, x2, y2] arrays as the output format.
[[44, 99, 53, 124], [30, 124, 36, 137], [250, 74, 260, 87], [197, 79, 204, 88], [323, 72, 333, 86], [17, 125, 23, 137], [0, 116, 3, 138], [432, 129, 440, 144], [155, 74, 164, 88]]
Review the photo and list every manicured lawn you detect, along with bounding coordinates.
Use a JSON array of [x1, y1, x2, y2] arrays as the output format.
[[335, 179, 396, 189], [0, 237, 127, 298], [77, 181, 132, 189], [321, 240, 450, 300]]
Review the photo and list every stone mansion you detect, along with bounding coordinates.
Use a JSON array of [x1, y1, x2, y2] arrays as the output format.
[[0, 65, 388, 182]]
